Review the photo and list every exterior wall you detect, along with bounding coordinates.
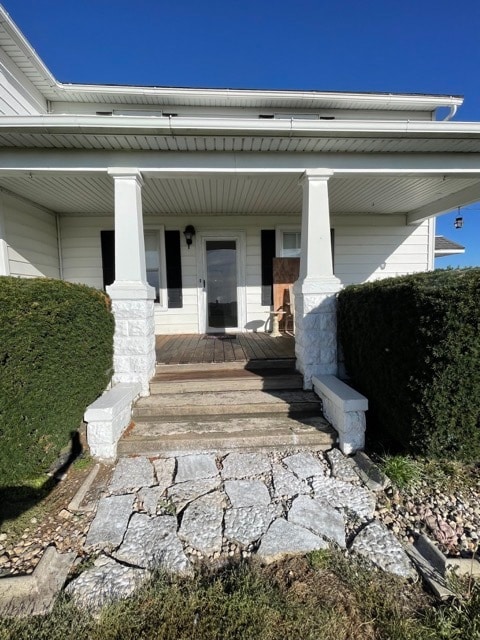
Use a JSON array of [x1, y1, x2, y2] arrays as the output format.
[[60, 214, 111, 288], [2, 193, 60, 278], [60, 213, 299, 333], [0, 48, 47, 114], [49, 101, 434, 121], [60, 212, 431, 334], [332, 215, 430, 284]]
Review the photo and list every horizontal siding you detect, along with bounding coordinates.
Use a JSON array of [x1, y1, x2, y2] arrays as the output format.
[[59, 213, 430, 334], [50, 101, 432, 121], [3, 194, 59, 278], [60, 215, 112, 289], [334, 219, 430, 284]]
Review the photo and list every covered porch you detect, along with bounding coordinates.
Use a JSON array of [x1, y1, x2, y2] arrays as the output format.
[[155, 333, 295, 365], [2, 145, 480, 394]]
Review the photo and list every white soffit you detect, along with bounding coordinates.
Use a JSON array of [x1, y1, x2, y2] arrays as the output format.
[[0, 173, 479, 216]]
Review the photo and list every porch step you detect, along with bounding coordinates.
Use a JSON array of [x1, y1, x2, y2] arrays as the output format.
[[117, 414, 336, 456], [133, 389, 322, 418], [154, 358, 296, 374], [150, 368, 303, 394]]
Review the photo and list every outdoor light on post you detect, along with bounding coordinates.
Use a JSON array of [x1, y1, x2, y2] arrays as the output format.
[[183, 225, 196, 249]]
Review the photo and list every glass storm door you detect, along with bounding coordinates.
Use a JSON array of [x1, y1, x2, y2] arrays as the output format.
[[205, 240, 238, 330]]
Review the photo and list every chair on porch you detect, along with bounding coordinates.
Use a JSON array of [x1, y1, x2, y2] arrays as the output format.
[[271, 258, 299, 335]]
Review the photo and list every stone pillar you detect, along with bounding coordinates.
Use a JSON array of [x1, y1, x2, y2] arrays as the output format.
[[294, 169, 342, 388], [106, 169, 155, 396]]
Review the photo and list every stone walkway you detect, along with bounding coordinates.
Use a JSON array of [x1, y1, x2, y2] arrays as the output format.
[[66, 448, 416, 610]]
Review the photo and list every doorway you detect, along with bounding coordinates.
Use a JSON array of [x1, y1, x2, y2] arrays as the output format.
[[197, 232, 246, 333]]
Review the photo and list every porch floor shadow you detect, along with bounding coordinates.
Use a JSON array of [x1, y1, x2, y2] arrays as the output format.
[[155, 333, 295, 365]]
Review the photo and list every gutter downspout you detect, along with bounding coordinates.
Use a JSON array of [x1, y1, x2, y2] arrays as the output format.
[[0, 194, 10, 276], [443, 104, 458, 121], [56, 213, 63, 280]]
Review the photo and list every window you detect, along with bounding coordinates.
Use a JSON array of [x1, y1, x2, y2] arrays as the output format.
[[282, 231, 301, 257], [276, 227, 301, 258], [144, 228, 167, 306], [100, 226, 180, 309]]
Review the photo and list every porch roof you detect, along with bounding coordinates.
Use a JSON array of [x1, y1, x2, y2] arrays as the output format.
[[0, 169, 479, 223]]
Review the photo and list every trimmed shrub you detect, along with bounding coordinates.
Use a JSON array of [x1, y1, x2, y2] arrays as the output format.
[[337, 268, 480, 460], [0, 277, 114, 487]]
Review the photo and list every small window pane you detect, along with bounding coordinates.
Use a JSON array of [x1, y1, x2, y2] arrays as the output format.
[[283, 231, 301, 257], [144, 231, 161, 304], [145, 232, 160, 269]]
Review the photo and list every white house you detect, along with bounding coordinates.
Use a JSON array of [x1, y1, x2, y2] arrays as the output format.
[[1, 4, 480, 405]]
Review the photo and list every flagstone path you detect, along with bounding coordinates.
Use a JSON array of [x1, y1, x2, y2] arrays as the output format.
[[66, 449, 416, 611]]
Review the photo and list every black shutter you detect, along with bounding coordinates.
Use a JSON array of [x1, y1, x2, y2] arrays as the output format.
[[261, 230, 276, 306], [165, 230, 183, 308], [100, 230, 115, 290]]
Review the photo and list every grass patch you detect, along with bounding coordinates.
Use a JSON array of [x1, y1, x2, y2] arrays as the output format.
[[380, 455, 422, 490], [1, 551, 479, 640], [72, 454, 93, 472]]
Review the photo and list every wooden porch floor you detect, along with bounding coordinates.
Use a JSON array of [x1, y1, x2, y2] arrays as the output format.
[[155, 333, 295, 365]]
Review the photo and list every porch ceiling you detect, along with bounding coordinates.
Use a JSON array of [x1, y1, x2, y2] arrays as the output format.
[[0, 172, 479, 217]]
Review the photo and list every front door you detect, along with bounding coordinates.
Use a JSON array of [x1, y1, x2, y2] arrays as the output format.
[[197, 232, 246, 333]]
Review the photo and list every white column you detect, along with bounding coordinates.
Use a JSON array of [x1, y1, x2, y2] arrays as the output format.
[[294, 169, 342, 387], [107, 169, 155, 396]]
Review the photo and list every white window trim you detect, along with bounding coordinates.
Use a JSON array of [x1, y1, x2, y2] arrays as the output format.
[[144, 225, 168, 309], [275, 225, 301, 258]]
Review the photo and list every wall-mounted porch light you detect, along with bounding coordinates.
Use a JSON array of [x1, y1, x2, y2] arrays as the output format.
[[183, 225, 196, 249]]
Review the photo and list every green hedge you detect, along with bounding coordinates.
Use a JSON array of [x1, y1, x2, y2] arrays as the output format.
[[337, 268, 480, 461], [0, 277, 114, 487]]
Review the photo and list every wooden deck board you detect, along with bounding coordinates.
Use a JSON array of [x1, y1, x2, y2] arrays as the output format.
[[156, 333, 295, 365]]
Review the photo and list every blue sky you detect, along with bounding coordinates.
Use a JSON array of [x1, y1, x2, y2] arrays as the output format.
[[2, 0, 480, 267]]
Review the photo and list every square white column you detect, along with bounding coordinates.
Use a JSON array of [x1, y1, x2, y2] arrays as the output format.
[[294, 169, 342, 387], [107, 169, 156, 396]]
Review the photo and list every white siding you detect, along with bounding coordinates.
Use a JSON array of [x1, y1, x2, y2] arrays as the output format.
[[3, 193, 59, 278], [60, 215, 112, 289], [59, 213, 431, 334], [332, 216, 430, 284], [0, 47, 47, 114], [50, 101, 433, 121], [60, 214, 298, 334]]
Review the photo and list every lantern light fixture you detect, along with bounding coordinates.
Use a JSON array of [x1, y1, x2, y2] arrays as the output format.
[[183, 225, 196, 249]]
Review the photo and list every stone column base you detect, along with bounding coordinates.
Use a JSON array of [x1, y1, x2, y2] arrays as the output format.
[[294, 277, 342, 388], [107, 282, 156, 396]]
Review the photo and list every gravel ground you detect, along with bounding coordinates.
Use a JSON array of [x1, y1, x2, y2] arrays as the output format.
[[0, 462, 113, 576], [375, 465, 480, 557]]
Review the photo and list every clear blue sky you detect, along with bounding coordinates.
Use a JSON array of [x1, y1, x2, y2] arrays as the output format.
[[2, 0, 480, 267]]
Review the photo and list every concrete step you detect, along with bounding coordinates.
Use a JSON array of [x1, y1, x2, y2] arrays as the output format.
[[118, 414, 336, 456], [150, 370, 303, 394], [154, 358, 296, 374], [133, 389, 322, 418]]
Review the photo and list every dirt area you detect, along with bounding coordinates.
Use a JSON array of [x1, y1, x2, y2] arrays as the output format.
[[0, 460, 114, 576]]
